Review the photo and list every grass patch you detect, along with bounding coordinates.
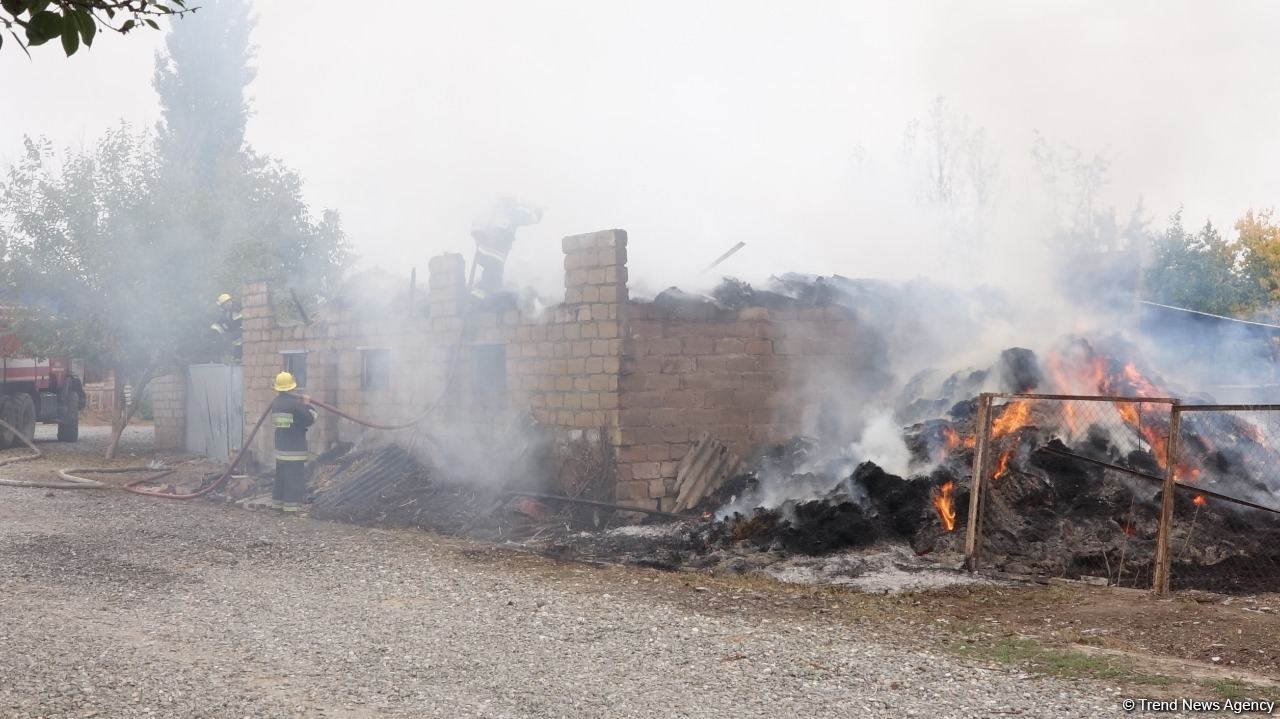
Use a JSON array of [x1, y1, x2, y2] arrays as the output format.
[[954, 637, 1173, 685], [1206, 679, 1248, 699]]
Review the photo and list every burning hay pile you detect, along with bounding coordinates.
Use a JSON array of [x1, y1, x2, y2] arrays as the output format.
[[551, 336, 1280, 594]]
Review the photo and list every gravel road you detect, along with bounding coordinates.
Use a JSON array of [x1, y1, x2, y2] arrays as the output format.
[[0, 486, 1171, 718]]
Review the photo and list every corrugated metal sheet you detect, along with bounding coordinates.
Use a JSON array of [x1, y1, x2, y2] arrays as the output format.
[[185, 364, 244, 460]]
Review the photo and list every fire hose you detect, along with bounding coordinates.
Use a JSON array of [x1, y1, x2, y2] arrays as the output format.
[[30, 396, 439, 500]]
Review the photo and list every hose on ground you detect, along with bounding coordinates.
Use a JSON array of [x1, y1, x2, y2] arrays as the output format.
[[119, 401, 275, 500], [0, 417, 104, 489], [2, 383, 438, 498]]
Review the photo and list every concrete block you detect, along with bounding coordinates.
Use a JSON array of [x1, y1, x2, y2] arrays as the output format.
[[683, 336, 713, 355], [714, 338, 745, 354], [615, 480, 649, 501], [632, 462, 660, 480]]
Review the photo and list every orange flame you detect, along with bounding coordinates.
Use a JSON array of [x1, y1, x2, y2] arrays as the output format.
[[1140, 422, 1169, 469], [991, 401, 1031, 438], [1193, 495, 1206, 506], [993, 450, 1013, 480], [933, 481, 957, 532], [943, 426, 960, 451], [1122, 523, 1136, 536], [1064, 401, 1080, 435], [938, 426, 975, 460]]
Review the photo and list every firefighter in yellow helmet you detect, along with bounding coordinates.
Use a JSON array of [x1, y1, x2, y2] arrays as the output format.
[[212, 293, 244, 362], [270, 371, 316, 515]]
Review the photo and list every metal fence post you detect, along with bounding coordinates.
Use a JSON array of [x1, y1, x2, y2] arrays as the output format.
[[964, 393, 993, 571], [1152, 400, 1181, 595]]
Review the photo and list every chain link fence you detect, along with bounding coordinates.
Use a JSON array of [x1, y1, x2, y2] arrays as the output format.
[[1167, 405, 1280, 593], [964, 394, 1280, 593], [965, 394, 1176, 589]]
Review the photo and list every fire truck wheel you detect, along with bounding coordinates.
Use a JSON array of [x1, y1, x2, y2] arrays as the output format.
[[14, 393, 35, 444], [57, 405, 79, 442], [0, 396, 16, 450]]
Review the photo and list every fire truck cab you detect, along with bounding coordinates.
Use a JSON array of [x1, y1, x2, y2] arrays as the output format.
[[0, 317, 86, 447]]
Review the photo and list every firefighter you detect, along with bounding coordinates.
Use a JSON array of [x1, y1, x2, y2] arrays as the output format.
[[212, 293, 244, 362], [270, 371, 316, 515], [470, 197, 542, 299]]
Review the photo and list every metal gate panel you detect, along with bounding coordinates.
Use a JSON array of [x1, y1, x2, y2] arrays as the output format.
[[185, 364, 243, 460]]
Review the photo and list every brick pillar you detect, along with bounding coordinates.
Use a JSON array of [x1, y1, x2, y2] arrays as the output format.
[[559, 230, 629, 504], [239, 282, 275, 466], [151, 373, 186, 451]]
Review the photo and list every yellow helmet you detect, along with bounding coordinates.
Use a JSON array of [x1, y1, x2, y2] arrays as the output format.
[[217, 293, 233, 306], [273, 372, 298, 392]]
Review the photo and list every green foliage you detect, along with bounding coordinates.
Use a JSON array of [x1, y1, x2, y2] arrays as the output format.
[[1143, 212, 1258, 316], [1, 1, 192, 56], [1235, 208, 1280, 315], [0, 0, 349, 416]]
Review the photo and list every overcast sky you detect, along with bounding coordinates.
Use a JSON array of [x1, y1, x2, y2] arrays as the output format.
[[2, 1, 1278, 297]]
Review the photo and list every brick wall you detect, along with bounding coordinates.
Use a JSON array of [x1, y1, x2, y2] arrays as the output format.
[[617, 302, 870, 511], [239, 230, 629, 500], [151, 373, 186, 451], [237, 227, 882, 514]]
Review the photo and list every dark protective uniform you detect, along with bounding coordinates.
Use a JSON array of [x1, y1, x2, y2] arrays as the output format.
[[470, 199, 542, 298], [216, 299, 244, 361], [271, 392, 317, 514]]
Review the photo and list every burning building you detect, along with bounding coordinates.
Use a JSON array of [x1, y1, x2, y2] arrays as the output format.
[[156, 227, 1280, 594], [229, 229, 885, 511]]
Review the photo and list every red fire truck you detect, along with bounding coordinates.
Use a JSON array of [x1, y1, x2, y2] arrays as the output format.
[[0, 319, 85, 447]]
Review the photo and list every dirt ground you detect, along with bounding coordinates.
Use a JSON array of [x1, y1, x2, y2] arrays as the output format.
[[3, 424, 1277, 694]]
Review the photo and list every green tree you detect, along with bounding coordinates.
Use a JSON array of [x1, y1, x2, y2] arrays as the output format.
[[1, 0, 193, 57], [0, 0, 349, 457], [1236, 208, 1280, 314], [1143, 212, 1254, 316], [0, 127, 218, 456], [152, 0, 348, 301], [153, 0, 251, 179]]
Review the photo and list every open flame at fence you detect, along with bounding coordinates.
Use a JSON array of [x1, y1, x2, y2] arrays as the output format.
[[932, 481, 956, 532]]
